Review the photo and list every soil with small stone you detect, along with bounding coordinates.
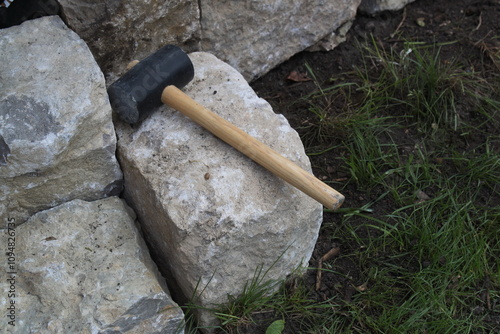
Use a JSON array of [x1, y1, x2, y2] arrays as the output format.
[[242, 0, 499, 333]]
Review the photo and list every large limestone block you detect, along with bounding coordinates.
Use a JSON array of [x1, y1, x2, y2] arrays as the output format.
[[200, 0, 361, 80], [58, 0, 200, 76], [0, 197, 185, 333], [0, 16, 123, 225], [115, 52, 323, 324], [359, 0, 416, 15]]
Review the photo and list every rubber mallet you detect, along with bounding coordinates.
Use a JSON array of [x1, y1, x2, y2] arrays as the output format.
[[107, 45, 344, 210]]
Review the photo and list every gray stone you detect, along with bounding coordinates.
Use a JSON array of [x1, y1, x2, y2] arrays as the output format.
[[0, 16, 123, 225], [199, 0, 361, 80], [359, 0, 416, 15], [115, 52, 323, 327], [0, 197, 185, 333], [57, 1, 361, 80], [58, 0, 200, 78]]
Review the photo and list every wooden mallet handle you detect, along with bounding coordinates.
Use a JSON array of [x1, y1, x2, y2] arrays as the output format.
[[161, 85, 344, 210]]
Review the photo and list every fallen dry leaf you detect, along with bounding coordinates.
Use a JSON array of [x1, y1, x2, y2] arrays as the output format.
[[355, 282, 368, 292], [286, 71, 311, 82], [416, 190, 431, 201]]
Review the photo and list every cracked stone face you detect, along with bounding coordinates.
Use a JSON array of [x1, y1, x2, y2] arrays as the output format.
[[1, 198, 185, 333], [0, 95, 62, 142], [0, 16, 123, 225]]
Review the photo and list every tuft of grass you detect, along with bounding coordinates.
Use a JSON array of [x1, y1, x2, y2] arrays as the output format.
[[357, 38, 499, 134], [294, 62, 395, 147], [184, 264, 343, 333], [300, 37, 499, 143], [343, 124, 399, 190], [213, 264, 281, 329]]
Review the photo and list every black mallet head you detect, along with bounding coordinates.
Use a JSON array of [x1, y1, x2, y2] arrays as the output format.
[[107, 45, 194, 124]]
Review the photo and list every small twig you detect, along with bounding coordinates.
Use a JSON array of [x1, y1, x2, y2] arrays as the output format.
[[390, 7, 407, 38], [474, 12, 482, 31], [315, 247, 340, 291], [471, 30, 500, 70], [486, 288, 491, 310]]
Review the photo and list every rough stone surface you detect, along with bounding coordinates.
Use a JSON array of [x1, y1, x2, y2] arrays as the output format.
[[199, 0, 361, 80], [115, 52, 323, 326], [57, 1, 361, 80], [0, 197, 185, 333], [59, 0, 200, 77], [359, 0, 416, 15], [0, 16, 123, 225]]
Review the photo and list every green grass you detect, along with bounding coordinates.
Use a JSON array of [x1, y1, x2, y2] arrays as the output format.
[[185, 39, 499, 333]]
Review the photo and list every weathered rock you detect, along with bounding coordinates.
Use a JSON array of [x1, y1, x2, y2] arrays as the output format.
[[0, 197, 185, 333], [58, 0, 200, 77], [359, 0, 416, 15], [307, 20, 354, 52], [115, 52, 323, 327], [57, 1, 361, 80], [0, 16, 123, 225], [199, 0, 361, 80]]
